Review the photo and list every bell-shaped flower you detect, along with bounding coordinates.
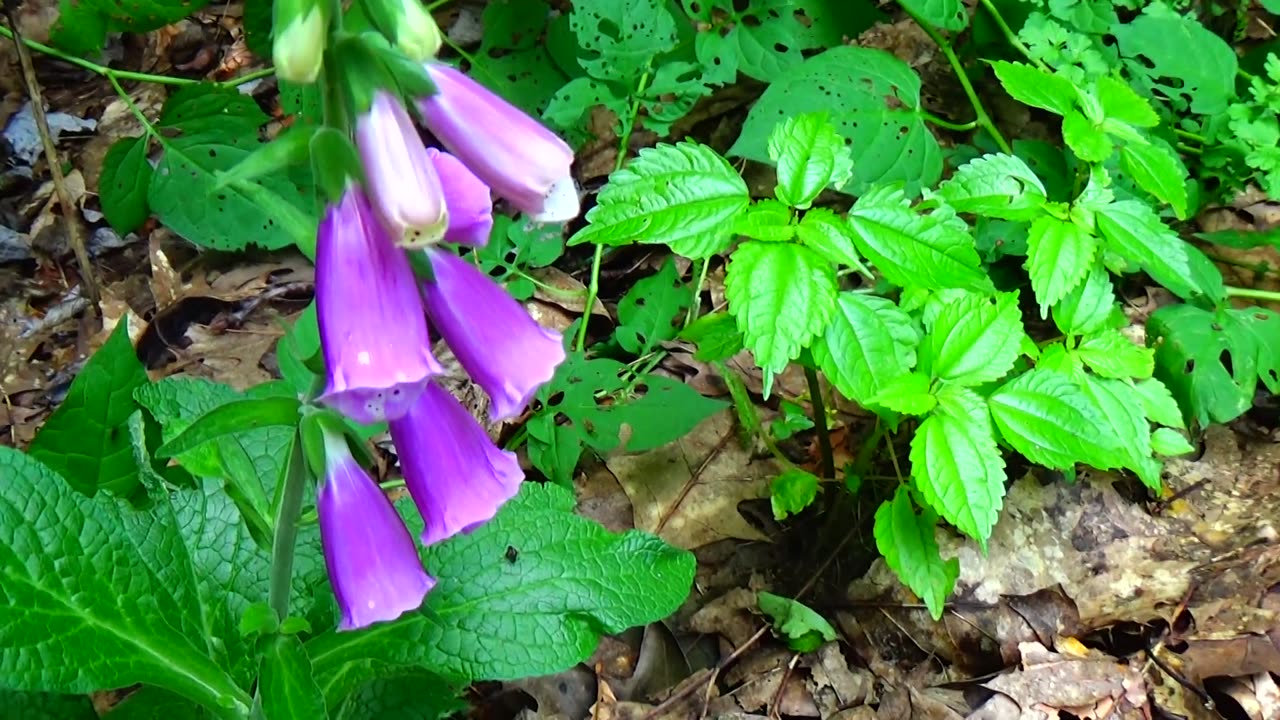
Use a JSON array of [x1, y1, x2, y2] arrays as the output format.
[[356, 91, 449, 247], [428, 148, 493, 247], [420, 249, 565, 421], [272, 0, 326, 84], [417, 64, 579, 223], [317, 429, 434, 631], [388, 382, 523, 546], [316, 185, 442, 424]]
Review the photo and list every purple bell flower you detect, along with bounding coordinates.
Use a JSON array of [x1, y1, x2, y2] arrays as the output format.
[[428, 147, 493, 247], [388, 382, 523, 546], [417, 63, 579, 223], [421, 249, 566, 422], [316, 185, 443, 424], [356, 91, 449, 247], [317, 429, 435, 631]]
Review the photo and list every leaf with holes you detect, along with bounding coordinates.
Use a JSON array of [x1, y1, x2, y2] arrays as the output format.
[[921, 291, 1023, 386], [569, 142, 750, 258], [910, 386, 1005, 546], [1026, 216, 1097, 311], [811, 293, 919, 409], [937, 153, 1047, 221], [1112, 9, 1237, 114], [569, 0, 678, 80], [469, 0, 570, 115], [768, 112, 854, 209], [724, 241, 838, 378], [874, 486, 958, 620], [732, 47, 941, 194], [614, 257, 694, 355], [847, 186, 992, 292]]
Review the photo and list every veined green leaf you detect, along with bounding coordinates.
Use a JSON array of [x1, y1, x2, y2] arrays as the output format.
[[1026, 216, 1098, 312], [1075, 330, 1154, 379], [1051, 262, 1118, 336], [156, 397, 302, 459], [1062, 109, 1112, 162], [1132, 378, 1186, 430], [734, 200, 796, 242], [810, 293, 918, 408], [937, 153, 1047, 221], [867, 371, 936, 416], [1079, 375, 1159, 490], [988, 368, 1123, 471], [767, 112, 854, 209], [991, 61, 1078, 116], [259, 636, 326, 720], [1118, 140, 1189, 220], [922, 291, 1023, 386], [757, 592, 837, 652], [1094, 75, 1159, 127], [1151, 428, 1195, 457], [795, 208, 870, 274], [874, 486, 959, 620], [1096, 201, 1220, 302]]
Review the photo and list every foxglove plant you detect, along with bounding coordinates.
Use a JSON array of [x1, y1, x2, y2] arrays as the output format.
[[356, 91, 449, 247], [428, 147, 493, 247]]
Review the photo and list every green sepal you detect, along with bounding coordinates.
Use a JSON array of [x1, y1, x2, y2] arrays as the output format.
[[298, 406, 377, 479], [309, 127, 365, 206], [215, 125, 318, 191]]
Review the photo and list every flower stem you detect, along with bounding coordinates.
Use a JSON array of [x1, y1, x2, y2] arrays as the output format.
[[802, 359, 835, 479], [268, 434, 308, 619], [685, 256, 710, 328], [576, 68, 652, 351], [900, 3, 1012, 154], [1225, 286, 1280, 303], [976, 0, 1048, 71]]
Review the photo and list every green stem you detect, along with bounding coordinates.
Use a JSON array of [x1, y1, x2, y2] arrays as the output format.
[[1173, 127, 1207, 144], [576, 68, 652, 351], [267, 434, 308, 620], [803, 363, 835, 479], [106, 73, 159, 138], [0, 25, 272, 87], [900, 5, 1013, 155], [685, 256, 710, 327], [1225, 286, 1280, 302], [920, 111, 978, 132], [977, 0, 1048, 71]]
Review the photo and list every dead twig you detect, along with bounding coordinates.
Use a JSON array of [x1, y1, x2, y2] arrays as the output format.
[[3, 12, 102, 319]]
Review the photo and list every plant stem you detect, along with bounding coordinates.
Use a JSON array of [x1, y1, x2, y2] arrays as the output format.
[[268, 434, 308, 620], [900, 5, 1013, 154], [0, 25, 272, 88], [977, 0, 1048, 71], [685, 256, 710, 327], [576, 68, 652, 351], [802, 363, 835, 479], [1225, 286, 1280, 303], [1173, 127, 1207, 144], [920, 111, 978, 132]]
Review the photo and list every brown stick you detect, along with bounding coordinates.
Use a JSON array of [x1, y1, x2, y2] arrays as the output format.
[[4, 13, 102, 318]]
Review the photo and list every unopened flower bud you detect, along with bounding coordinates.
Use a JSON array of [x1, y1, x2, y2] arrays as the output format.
[[272, 0, 327, 84]]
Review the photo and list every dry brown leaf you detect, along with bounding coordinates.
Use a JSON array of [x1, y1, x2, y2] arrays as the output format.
[[982, 642, 1147, 720], [605, 409, 776, 550]]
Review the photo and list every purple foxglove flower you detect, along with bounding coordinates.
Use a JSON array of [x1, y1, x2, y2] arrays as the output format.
[[317, 185, 443, 424], [417, 64, 580, 223], [357, 91, 449, 247], [318, 430, 434, 631], [421, 249, 566, 421], [389, 382, 523, 546], [427, 147, 493, 247]]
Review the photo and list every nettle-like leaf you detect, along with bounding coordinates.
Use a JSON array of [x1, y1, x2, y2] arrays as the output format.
[[922, 291, 1023, 386], [1080, 375, 1161, 490], [1133, 377, 1185, 430], [569, 142, 750, 258], [794, 208, 869, 274], [770, 469, 821, 520], [1094, 76, 1159, 128], [27, 320, 150, 497], [910, 386, 1005, 546], [613, 257, 694, 355], [732, 47, 941, 194], [874, 486, 959, 620], [725, 241, 838, 378], [847, 186, 993, 292], [1118, 139, 1189, 220], [936, 153, 1047, 221], [991, 61, 1077, 116], [734, 200, 796, 243], [1074, 330, 1154, 379], [811, 293, 919, 409], [1111, 8, 1237, 114], [1026, 216, 1097, 311], [1095, 201, 1222, 302], [1151, 428, 1195, 457], [1148, 305, 1280, 427], [1052, 262, 1118, 336], [988, 368, 1127, 471], [868, 371, 936, 416], [306, 484, 695, 689], [757, 592, 837, 653], [767, 112, 854, 209]]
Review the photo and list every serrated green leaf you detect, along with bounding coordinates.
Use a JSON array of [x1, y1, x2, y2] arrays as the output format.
[[1119, 140, 1189, 219], [1096, 200, 1221, 301], [811, 293, 919, 408], [1026, 216, 1098, 311], [28, 320, 149, 496], [306, 484, 695, 686], [768, 113, 854, 209], [1052, 262, 1117, 336], [874, 486, 958, 620], [1075, 330, 1154, 379], [847, 186, 993, 292], [922, 291, 1023, 386], [569, 142, 750, 258], [725, 242, 838, 376], [991, 61, 1078, 116], [614, 258, 694, 355], [1095, 75, 1159, 127], [988, 368, 1124, 471], [1078, 375, 1159, 490], [910, 387, 1005, 545], [757, 592, 837, 652], [770, 469, 821, 520], [734, 200, 796, 242], [1063, 109, 1112, 162], [1132, 378, 1185, 430], [0, 446, 248, 714], [679, 311, 745, 363], [868, 371, 936, 416], [99, 136, 153, 234], [937, 153, 1047, 221], [731, 47, 941, 194], [1150, 428, 1194, 457], [795, 207, 869, 274], [1112, 10, 1237, 114], [260, 635, 326, 720]]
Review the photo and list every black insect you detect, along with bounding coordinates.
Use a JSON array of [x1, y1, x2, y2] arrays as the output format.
[[504, 545, 519, 564]]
